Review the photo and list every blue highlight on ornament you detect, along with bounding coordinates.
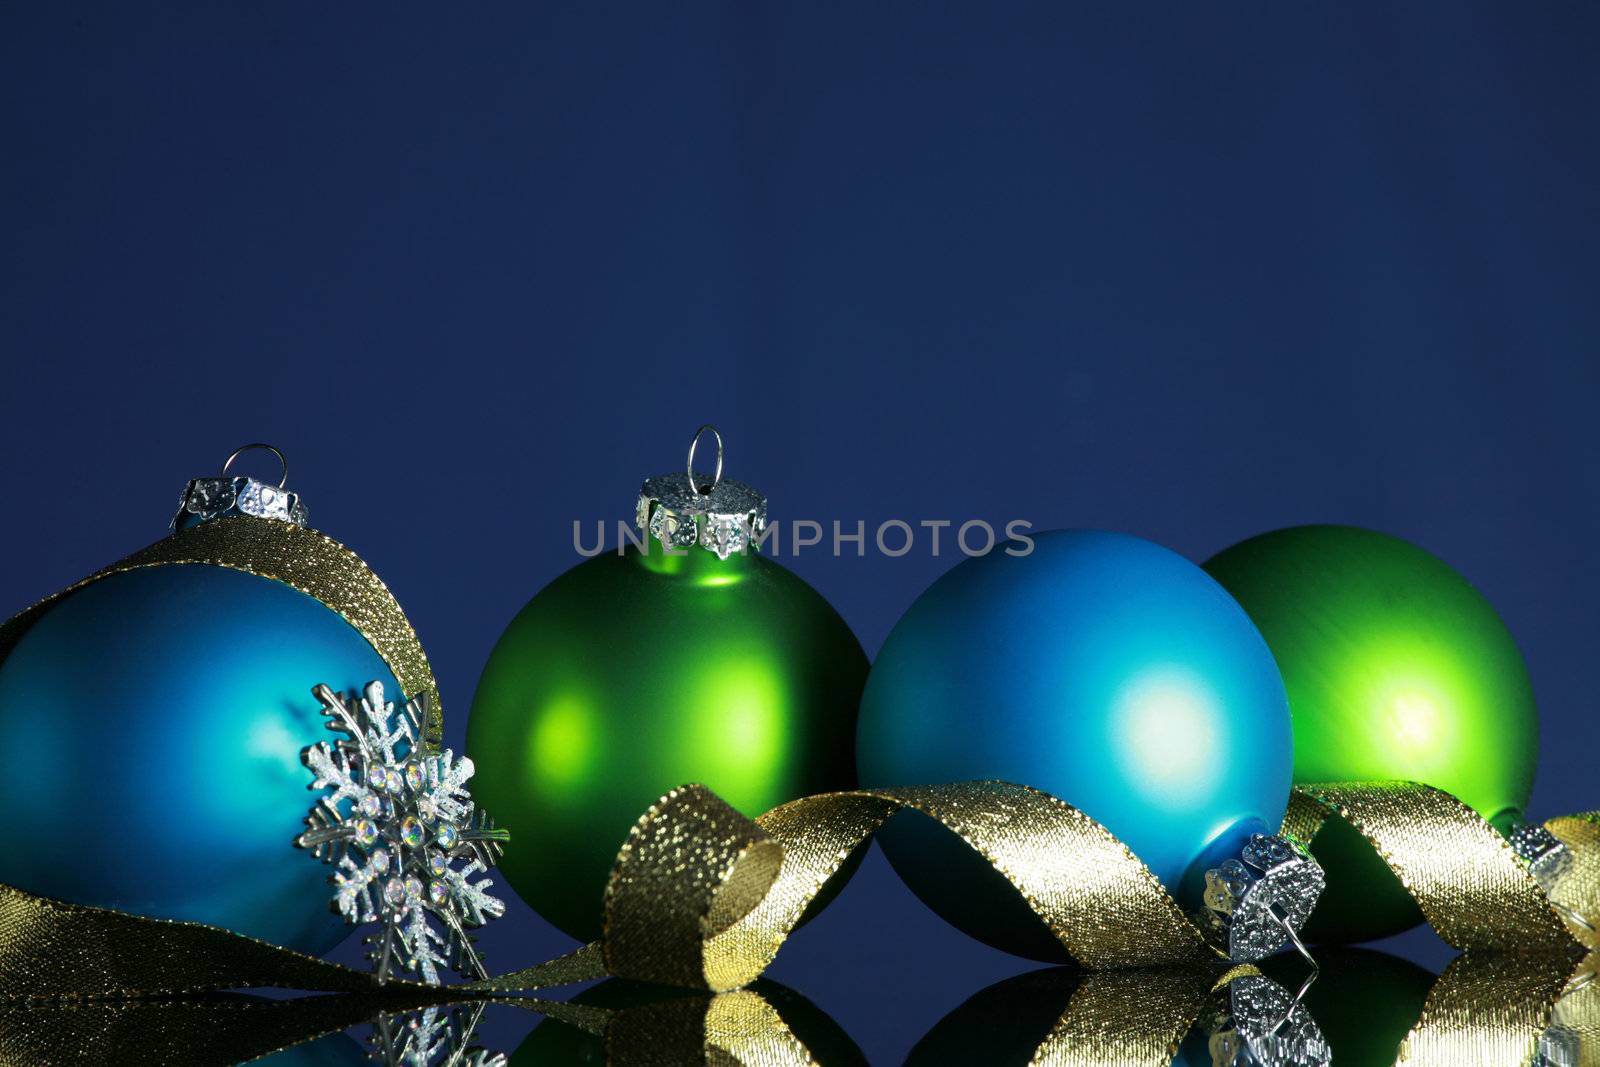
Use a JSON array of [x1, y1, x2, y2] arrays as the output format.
[[0, 564, 397, 955], [1111, 665, 1227, 807], [856, 529, 1293, 960]]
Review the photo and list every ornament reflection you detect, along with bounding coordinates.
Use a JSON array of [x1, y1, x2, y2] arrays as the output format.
[[907, 964, 1328, 1067], [512, 978, 867, 1066], [1, 949, 1596, 1065]]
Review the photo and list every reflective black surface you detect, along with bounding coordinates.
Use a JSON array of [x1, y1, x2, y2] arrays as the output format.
[[4, 940, 1591, 1066]]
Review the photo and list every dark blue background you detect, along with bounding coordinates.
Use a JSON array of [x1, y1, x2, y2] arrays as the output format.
[[3, 5, 1597, 1061]]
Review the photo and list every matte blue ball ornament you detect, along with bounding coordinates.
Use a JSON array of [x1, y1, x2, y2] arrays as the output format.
[[856, 530, 1295, 961], [0, 446, 405, 955]]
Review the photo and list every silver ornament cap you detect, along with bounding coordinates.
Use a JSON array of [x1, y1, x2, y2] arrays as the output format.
[[1195, 832, 1325, 962], [172, 442, 308, 529], [636, 425, 767, 560], [1511, 823, 1573, 892], [1510, 821, 1595, 942]]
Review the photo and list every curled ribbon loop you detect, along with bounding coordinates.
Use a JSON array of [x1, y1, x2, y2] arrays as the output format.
[[488, 780, 1223, 997], [596, 781, 1216, 993], [603, 785, 787, 991], [1284, 782, 1583, 954]]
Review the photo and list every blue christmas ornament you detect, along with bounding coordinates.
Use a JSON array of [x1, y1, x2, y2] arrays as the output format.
[[856, 530, 1294, 960], [0, 446, 419, 956]]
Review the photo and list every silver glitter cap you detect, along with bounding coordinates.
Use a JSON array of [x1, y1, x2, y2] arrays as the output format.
[[1510, 821, 1596, 943], [1201, 974, 1332, 1067], [1195, 833, 1325, 962], [1511, 823, 1573, 892], [172, 442, 308, 529], [635, 425, 767, 560]]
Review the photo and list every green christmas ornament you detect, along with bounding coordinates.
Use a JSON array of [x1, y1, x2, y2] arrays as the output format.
[[467, 427, 868, 942], [1204, 524, 1538, 943]]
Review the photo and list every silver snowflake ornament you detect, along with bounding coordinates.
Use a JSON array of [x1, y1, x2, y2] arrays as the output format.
[[296, 680, 510, 984]]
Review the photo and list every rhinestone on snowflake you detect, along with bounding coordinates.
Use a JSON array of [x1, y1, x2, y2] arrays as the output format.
[[296, 680, 510, 984]]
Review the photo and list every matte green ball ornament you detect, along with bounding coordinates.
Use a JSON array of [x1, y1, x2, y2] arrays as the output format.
[[467, 428, 868, 942], [1204, 524, 1538, 943]]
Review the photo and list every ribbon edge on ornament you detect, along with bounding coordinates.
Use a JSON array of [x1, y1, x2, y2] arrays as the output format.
[[0, 516, 443, 742]]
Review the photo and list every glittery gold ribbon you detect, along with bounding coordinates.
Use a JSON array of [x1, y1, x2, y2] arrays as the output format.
[[0, 516, 443, 741], [0, 778, 1215, 1003], [3, 782, 1600, 1062], [1283, 782, 1592, 954], [4, 778, 1597, 1003], [482, 780, 1220, 999]]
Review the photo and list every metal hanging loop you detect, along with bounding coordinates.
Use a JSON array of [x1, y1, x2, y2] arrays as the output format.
[[686, 425, 724, 496], [221, 443, 289, 489]]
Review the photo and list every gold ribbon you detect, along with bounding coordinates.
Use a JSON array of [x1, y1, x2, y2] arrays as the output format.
[[2, 775, 1599, 1062], [4, 776, 1597, 1000], [475, 779, 1220, 1001], [0, 516, 443, 741], [1284, 782, 1592, 954], [0, 778, 1230, 1002]]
